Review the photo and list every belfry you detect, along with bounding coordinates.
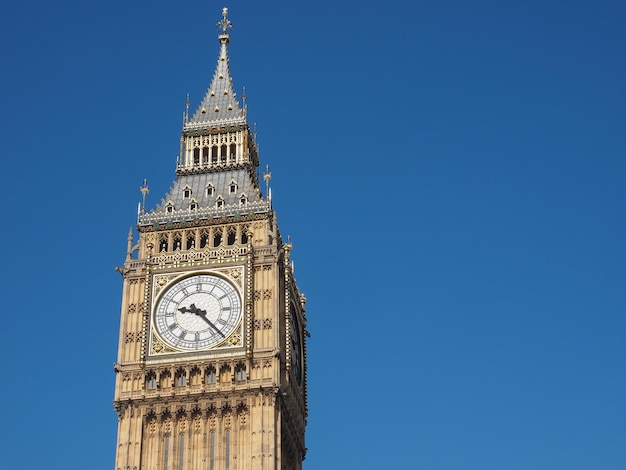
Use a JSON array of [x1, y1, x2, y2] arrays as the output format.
[[113, 8, 308, 469]]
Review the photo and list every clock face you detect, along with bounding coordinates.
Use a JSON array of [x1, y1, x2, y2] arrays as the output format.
[[290, 302, 303, 386], [153, 273, 242, 351]]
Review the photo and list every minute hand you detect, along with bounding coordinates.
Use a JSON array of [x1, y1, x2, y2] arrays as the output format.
[[198, 312, 226, 338]]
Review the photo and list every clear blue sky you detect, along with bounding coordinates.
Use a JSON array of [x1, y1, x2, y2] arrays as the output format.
[[1, 1, 624, 469]]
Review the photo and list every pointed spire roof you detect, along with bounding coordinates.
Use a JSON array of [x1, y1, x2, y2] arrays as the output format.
[[187, 8, 245, 129]]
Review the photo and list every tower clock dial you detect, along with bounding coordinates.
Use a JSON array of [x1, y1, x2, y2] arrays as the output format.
[[153, 273, 241, 351]]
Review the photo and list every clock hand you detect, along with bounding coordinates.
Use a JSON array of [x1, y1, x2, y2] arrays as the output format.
[[177, 304, 224, 337], [178, 304, 207, 315], [196, 311, 226, 338]]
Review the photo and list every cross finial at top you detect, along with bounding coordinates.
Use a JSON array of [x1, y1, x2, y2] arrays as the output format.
[[217, 7, 233, 35]]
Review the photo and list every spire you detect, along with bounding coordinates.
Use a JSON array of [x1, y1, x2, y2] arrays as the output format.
[[188, 8, 244, 127]]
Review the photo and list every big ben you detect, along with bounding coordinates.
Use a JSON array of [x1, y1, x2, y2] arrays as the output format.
[[113, 8, 308, 470]]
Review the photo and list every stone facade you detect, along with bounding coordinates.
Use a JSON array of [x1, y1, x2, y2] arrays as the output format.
[[113, 9, 307, 470]]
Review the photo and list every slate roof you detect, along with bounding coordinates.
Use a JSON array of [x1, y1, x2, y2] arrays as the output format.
[[158, 169, 262, 211], [138, 169, 268, 226], [187, 34, 245, 128], [138, 15, 268, 228]]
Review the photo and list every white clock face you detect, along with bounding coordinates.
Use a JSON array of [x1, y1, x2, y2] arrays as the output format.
[[154, 273, 241, 351]]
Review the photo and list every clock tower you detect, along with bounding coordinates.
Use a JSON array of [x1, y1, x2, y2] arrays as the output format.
[[113, 9, 307, 470]]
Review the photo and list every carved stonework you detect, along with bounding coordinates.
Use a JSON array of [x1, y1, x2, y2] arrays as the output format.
[[113, 9, 307, 470], [150, 332, 178, 355]]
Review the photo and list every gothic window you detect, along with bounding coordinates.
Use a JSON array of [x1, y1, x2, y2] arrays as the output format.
[[186, 233, 195, 250], [206, 184, 215, 196], [146, 372, 157, 390], [202, 146, 209, 164], [166, 203, 174, 213], [216, 197, 224, 209], [189, 201, 197, 211], [159, 234, 168, 252], [241, 230, 249, 244], [183, 187, 191, 198], [173, 233, 182, 251], [209, 432, 215, 470], [225, 430, 231, 470], [229, 181, 237, 193], [230, 143, 236, 157], [200, 230, 209, 248], [205, 366, 216, 384], [193, 148, 200, 164], [163, 435, 170, 470], [211, 146, 218, 163], [179, 434, 185, 470], [175, 370, 186, 387], [235, 363, 247, 382], [213, 230, 222, 247], [220, 145, 227, 163], [239, 194, 247, 206], [227, 227, 236, 246]]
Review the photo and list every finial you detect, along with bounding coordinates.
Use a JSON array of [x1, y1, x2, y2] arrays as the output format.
[[126, 227, 134, 261], [184, 93, 191, 123], [217, 7, 233, 42], [242, 86, 247, 116], [264, 164, 272, 201], [140, 179, 150, 214]]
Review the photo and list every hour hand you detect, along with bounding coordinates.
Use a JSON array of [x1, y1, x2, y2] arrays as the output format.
[[178, 303, 207, 316]]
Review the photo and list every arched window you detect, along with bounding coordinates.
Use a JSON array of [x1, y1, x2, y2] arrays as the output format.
[[202, 147, 209, 164], [213, 230, 222, 247], [146, 372, 157, 390], [193, 148, 200, 164], [227, 227, 236, 246], [175, 370, 186, 387], [178, 434, 185, 470], [172, 233, 182, 251], [206, 184, 215, 196], [225, 430, 231, 470], [163, 435, 170, 470], [209, 432, 215, 470], [206, 366, 216, 384], [159, 234, 168, 252], [186, 233, 195, 250], [200, 230, 209, 248], [235, 363, 247, 382]]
